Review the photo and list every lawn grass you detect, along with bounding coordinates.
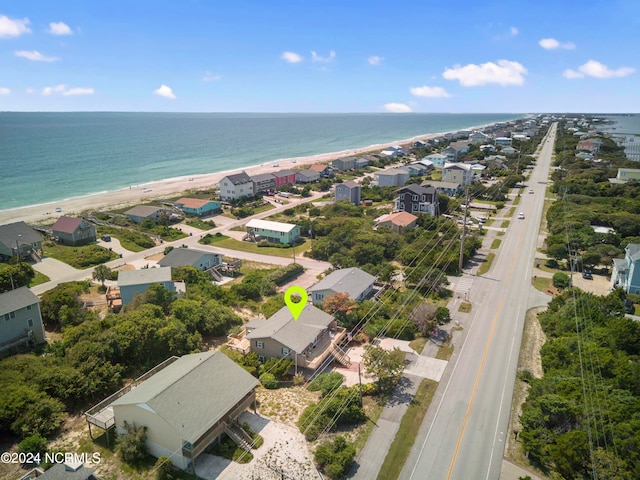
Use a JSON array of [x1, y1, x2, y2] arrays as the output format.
[[484, 219, 495, 227], [212, 238, 312, 258], [185, 218, 217, 230], [512, 195, 521, 206], [490, 239, 501, 249], [501, 220, 510, 229], [477, 252, 495, 276], [408, 336, 428, 354], [376, 379, 438, 480], [353, 395, 388, 453], [532, 275, 553, 292], [45, 244, 119, 269], [253, 203, 276, 214], [31, 271, 50, 286], [458, 301, 472, 313], [505, 206, 515, 218], [199, 233, 230, 245], [436, 341, 454, 361]]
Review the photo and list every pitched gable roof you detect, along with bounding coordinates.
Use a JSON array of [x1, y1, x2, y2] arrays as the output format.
[[124, 205, 163, 218], [0, 221, 42, 247], [308, 267, 376, 300], [246, 305, 334, 352], [175, 197, 215, 209], [224, 171, 252, 185], [0, 286, 40, 316], [158, 248, 219, 268], [309, 164, 329, 173], [378, 211, 418, 227], [51, 216, 83, 234], [118, 266, 172, 286], [111, 351, 258, 443]]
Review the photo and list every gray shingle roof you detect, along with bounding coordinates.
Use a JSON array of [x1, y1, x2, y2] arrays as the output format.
[[250, 173, 277, 182], [157, 248, 219, 269], [307, 267, 376, 300], [0, 221, 42, 247], [124, 205, 162, 218], [627, 243, 640, 261], [117, 267, 172, 286], [224, 172, 252, 185], [0, 286, 40, 316], [111, 351, 258, 443], [246, 305, 334, 352], [36, 462, 96, 480]]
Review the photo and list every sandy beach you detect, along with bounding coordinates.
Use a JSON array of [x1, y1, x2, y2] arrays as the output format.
[[0, 124, 493, 226]]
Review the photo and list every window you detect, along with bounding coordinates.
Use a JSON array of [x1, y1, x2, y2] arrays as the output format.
[[281, 348, 290, 356], [28, 319, 33, 327], [4, 314, 9, 321], [258, 355, 265, 363], [256, 341, 264, 349], [27, 305, 32, 310], [412, 195, 418, 201]]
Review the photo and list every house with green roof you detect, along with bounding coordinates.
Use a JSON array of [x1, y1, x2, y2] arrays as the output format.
[[111, 351, 259, 473]]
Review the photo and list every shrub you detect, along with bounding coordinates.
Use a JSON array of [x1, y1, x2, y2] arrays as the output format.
[[17, 434, 47, 457], [259, 373, 278, 389], [552, 272, 570, 289], [314, 436, 356, 479], [155, 456, 174, 480], [308, 372, 345, 396], [259, 357, 293, 380], [361, 382, 377, 396], [118, 422, 148, 465]]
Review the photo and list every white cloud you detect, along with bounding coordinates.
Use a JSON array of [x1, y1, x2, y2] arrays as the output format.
[[368, 56, 383, 66], [578, 59, 634, 78], [42, 84, 67, 95], [153, 84, 176, 99], [539, 38, 575, 50], [63, 87, 94, 96], [282, 51, 302, 63], [0, 15, 31, 38], [510, 26, 519, 36], [15, 50, 60, 62], [443, 60, 527, 86], [410, 85, 451, 98], [563, 69, 584, 79], [384, 102, 412, 113], [0, 87, 10, 95], [311, 50, 336, 63], [48, 22, 72, 35], [202, 72, 221, 82]]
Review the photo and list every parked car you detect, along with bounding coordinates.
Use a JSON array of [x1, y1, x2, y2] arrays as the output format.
[[624, 299, 635, 314], [101, 234, 111, 242], [582, 269, 593, 280]]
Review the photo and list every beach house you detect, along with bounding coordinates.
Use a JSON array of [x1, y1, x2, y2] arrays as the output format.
[[610, 168, 640, 184], [243, 305, 348, 371], [442, 163, 473, 186], [394, 184, 439, 216], [423, 153, 448, 167], [250, 173, 277, 194], [309, 164, 333, 178], [117, 267, 178, 305], [174, 198, 221, 217], [442, 141, 470, 162], [421, 180, 462, 197], [0, 287, 46, 358], [124, 206, 165, 224], [0, 221, 43, 261], [158, 248, 222, 271], [308, 267, 376, 304], [610, 243, 640, 294], [334, 180, 361, 205], [272, 170, 297, 188], [245, 219, 301, 244], [111, 351, 259, 472], [332, 157, 356, 171], [374, 211, 418, 234], [51, 216, 97, 246], [374, 168, 410, 187], [295, 168, 320, 184], [219, 172, 255, 201]]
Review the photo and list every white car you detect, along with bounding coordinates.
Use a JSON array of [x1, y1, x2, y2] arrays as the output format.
[[517, 212, 525, 219], [528, 189, 534, 194]]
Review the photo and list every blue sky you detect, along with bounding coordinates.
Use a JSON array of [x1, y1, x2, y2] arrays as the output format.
[[1, 0, 638, 113]]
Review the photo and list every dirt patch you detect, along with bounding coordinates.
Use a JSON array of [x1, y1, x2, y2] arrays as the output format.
[[256, 385, 321, 427], [145, 252, 164, 261], [504, 307, 550, 479]]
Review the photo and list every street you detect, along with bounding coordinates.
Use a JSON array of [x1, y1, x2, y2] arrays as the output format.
[[399, 124, 557, 480]]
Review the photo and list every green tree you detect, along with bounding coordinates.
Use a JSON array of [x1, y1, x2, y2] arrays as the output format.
[[92, 264, 112, 287], [552, 272, 570, 289], [0, 263, 35, 292], [118, 422, 148, 465], [17, 433, 47, 457], [362, 345, 405, 392]]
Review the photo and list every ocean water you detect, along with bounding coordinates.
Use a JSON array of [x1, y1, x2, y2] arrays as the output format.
[[0, 112, 523, 211], [599, 114, 640, 160]]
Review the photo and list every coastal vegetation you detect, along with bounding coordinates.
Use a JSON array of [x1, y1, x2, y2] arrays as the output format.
[[44, 243, 119, 269]]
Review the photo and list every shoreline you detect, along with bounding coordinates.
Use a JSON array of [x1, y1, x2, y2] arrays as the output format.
[[0, 122, 499, 225]]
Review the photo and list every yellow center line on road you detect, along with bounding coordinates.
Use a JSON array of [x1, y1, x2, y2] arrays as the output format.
[[445, 201, 530, 480]]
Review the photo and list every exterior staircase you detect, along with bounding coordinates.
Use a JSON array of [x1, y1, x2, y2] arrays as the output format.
[[205, 266, 223, 282], [331, 344, 351, 367], [224, 421, 253, 452]]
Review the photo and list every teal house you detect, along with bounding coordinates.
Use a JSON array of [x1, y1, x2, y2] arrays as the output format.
[[175, 198, 221, 216], [245, 219, 300, 244]]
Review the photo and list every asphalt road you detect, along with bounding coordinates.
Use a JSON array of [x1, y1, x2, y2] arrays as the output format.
[[400, 123, 557, 480]]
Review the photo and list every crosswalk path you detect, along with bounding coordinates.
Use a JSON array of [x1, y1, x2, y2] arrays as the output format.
[[451, 275, 474, 295]]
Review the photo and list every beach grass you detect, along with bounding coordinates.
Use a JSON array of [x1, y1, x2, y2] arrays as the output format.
[[185, 218, 217, 230], [31, 271, 50, 286], [210, 237, 312, 258], [44, 244, 119, 269]]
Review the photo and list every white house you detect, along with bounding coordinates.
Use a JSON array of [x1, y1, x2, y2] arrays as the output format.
[[374, 168, 410, 187], [219, 171, 255, 201]]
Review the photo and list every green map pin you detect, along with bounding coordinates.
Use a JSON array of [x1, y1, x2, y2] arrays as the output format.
[[284, 286, 308, 320]]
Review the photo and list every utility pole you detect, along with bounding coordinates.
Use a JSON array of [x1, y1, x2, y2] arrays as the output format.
[[458, 186, 470, 272]]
